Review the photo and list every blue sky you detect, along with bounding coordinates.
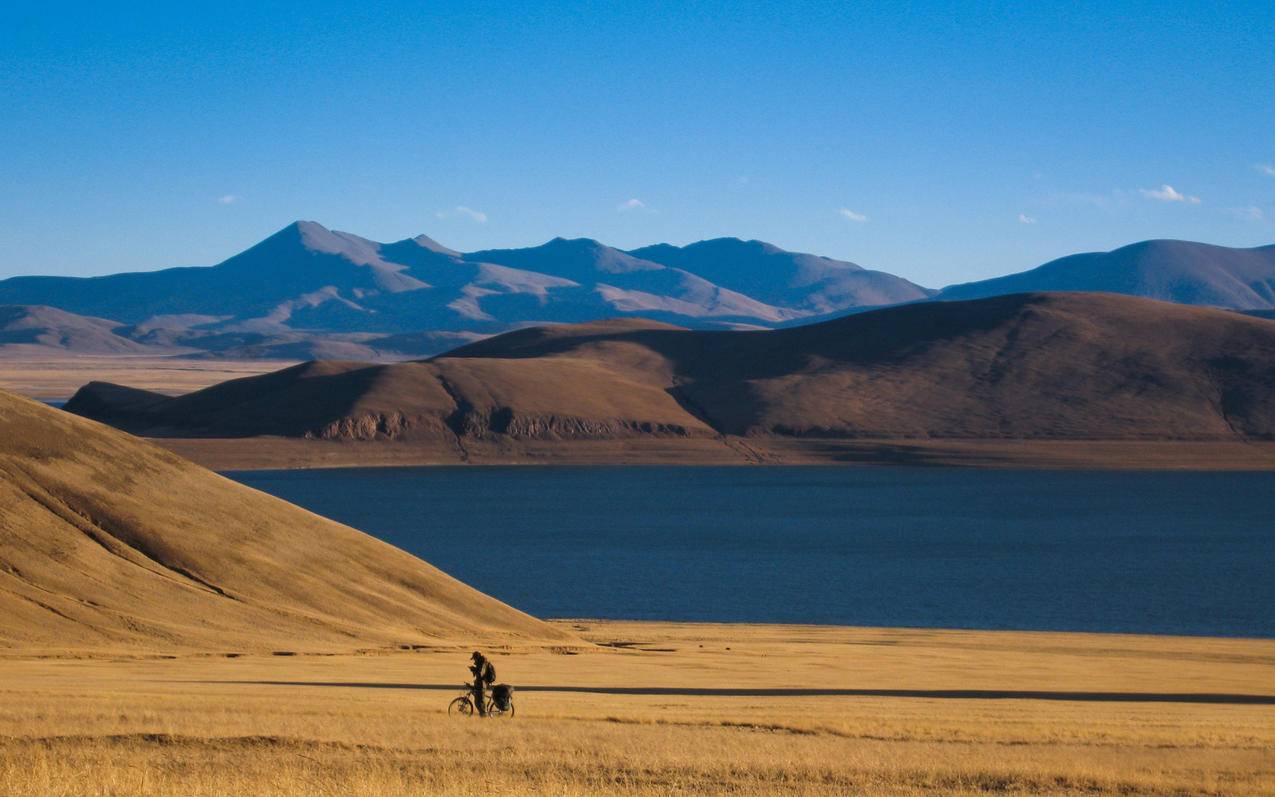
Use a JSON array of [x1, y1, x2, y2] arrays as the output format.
[[3, 1, 1273, 287]]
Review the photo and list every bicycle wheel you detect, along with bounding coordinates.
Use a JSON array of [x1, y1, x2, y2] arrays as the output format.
[[488, 700, 514, 718], [448, 696, 474, 717]]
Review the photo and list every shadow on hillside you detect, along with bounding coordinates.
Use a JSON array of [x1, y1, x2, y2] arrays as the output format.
[[191, 681, 1275, 705]]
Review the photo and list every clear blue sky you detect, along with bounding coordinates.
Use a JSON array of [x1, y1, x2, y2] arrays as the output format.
[[3, 1, 1273, 287]]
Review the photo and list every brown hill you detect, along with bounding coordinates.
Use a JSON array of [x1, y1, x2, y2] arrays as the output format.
[[0, 389, 568, 652], [68, 319, 713, 441], [68, 293, 1275, 443]]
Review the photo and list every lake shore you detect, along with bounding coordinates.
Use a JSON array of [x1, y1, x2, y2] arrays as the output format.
[[2, 620, 1272, 795], [154, 434, 1275, 470]]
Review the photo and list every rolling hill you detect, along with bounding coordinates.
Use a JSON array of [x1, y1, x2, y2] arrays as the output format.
[[939, 240, 1275, 309], [0, 305, 170, 355], [68, 293, 1275, 444], [0, 388, 567, 652], [0, 303, 483, 361]]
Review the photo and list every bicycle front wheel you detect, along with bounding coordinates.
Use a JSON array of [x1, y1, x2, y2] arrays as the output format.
[[448, 696, 474, 717]]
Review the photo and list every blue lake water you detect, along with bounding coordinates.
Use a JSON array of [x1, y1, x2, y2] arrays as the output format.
[[225, 467, 1275, 637]]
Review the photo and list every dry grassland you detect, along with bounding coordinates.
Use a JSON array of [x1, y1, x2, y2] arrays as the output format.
[[1, 622, 1271, 795], [0, 357, 296, 400]]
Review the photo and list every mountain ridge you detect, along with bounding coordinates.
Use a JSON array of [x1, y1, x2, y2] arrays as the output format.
[[939, 239, 1275, 308], [3, 225, 1274, 361], [0, 220, 927, 340]]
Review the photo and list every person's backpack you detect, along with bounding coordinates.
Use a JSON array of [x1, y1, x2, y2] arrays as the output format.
[[491, 683, 513, 710], [482, 661, 496, 684]]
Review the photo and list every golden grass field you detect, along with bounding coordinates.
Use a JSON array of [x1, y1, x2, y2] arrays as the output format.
[[0, 356, 295, 400], [2, 621, 1272, 796]]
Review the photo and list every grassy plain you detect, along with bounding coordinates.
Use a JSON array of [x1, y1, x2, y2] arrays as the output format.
[[0, 356, 296, 400], [2, 621, 1271, 796]]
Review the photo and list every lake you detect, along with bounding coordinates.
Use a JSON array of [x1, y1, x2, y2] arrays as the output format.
[[225, 467, 1275, 637]]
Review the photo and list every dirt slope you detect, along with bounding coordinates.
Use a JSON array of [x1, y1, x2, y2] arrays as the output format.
[[0, 389, 569, 652]]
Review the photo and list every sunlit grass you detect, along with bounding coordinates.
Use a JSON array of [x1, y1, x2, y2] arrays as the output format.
[[2, 621, 1272, 795]]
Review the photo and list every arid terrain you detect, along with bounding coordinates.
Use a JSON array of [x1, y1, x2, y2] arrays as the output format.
[[4, 353, 1274, 469], [47, 292, 1275, 469], [2, 340, 1273, 795], [1, 622, 1272, 796]]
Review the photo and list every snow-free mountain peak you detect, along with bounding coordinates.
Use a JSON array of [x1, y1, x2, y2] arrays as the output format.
[[938, 239, 1275, 308]]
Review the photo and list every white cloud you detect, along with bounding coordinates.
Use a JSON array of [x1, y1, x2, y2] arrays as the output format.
[[837, 207, 868, 223], [1017, 213, 1037, 225], [216, 194, 238, 205], [1229, 205, 1265, 221], [436, 205, 488, 223], [617, 198, 646, 211], [1257, 164, 1275, 177], [1139, 184, 1201, 204]]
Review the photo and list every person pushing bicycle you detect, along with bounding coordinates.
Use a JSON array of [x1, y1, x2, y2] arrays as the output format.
[[468, 651, 496, 716]]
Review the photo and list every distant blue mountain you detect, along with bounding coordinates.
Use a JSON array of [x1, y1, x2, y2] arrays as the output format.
[[939, 240, 1275, 308], [0, 222, 933, 356], [629, 237, 933, 313], [2, 223, 1272, 360]]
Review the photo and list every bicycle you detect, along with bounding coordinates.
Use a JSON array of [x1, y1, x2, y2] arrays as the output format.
[[448, 684, 515, 717]]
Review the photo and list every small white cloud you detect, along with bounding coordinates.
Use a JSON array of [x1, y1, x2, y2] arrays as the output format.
[[1229, 205, 1265, 221], [837, 207, 868, 223], [1139, 184, 1201, 204], [1017, 213, 1037, 225], [436, 205, 488, 223], [216, 194, 238, 205], [1257, 164, 1275, 177], [617, 198, 646, 211]]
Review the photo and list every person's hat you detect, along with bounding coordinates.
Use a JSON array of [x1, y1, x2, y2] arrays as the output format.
[[470, 651, 482, 660]]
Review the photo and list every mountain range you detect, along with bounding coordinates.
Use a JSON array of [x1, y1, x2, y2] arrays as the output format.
[[6, 221, 1272, 359], [0, 221, 928, 358]]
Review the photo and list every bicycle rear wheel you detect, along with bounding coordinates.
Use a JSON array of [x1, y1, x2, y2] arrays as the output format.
[[488, 700, 515, 718]]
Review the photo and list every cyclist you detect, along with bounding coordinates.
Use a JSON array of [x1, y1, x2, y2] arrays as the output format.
[[468, 651, 496, 716]]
